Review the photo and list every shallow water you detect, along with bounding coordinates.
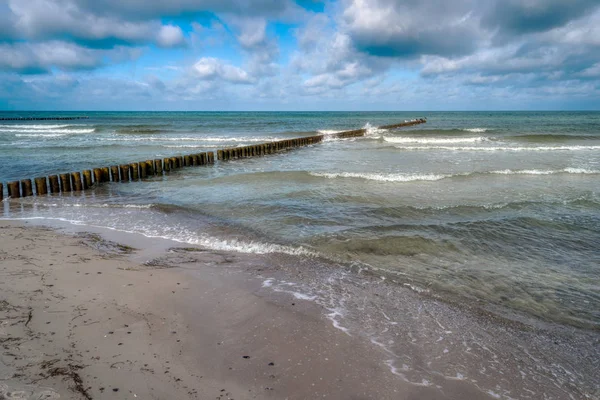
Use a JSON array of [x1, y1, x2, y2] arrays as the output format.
[[1, 111, 599, 333]]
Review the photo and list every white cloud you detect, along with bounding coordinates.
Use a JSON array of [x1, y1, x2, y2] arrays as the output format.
[[193, 57, 254, 84], [156, 25, 186, 48]]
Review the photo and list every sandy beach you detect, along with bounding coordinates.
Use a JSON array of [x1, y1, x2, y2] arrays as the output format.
[[0, 220, 466, 400]]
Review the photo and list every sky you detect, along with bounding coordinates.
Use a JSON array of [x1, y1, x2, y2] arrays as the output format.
[[1, 0, 599, 111]]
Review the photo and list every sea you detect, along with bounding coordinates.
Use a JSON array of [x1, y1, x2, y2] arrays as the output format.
[[1, 111, 599, 399]]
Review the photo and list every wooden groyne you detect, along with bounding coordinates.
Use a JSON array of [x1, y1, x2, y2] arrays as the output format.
[[0, 152, 214, 199], [0, 116, 89, 121], [0, 119, 426, 200]]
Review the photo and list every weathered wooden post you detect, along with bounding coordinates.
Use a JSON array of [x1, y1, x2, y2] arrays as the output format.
[[82, 170, 93, 189], [71, 172, 83, 192], [163, 158, 171, 172], [20, 179, 33, 197], [154, 159, 162, 174], [59, 173, 72, 192], [145, 160, 154, 175], [34, 177, 48, 196], [170, 157, 178, 169], [184, 155, 192, 166], [178, 156, 184, 168], [120, 165, 130, 182], [139, 162, 147, 179], [217, 150, 223, 160], [49, 176, 60, 193], [110, 166, 120, 182], [130, 163, 139, 180], [93, 168, 103, 184], [7, 181, 20, 198], [101, 167, 110, 182]]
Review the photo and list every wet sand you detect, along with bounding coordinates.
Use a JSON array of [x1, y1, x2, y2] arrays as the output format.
[[1, 220, 598, 400], [0, 220, 481, 400]]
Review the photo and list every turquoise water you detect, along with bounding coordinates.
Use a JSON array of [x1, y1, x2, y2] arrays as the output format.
[[1, 111, 599, 330]]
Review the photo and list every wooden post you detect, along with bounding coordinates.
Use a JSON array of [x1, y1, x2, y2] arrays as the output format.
[[178, 156, 184, 168], [59, 173, 72, 192], [163, 158, 171, 172], [139, 162, 147, 179], [71, 172, 83, 192], [191, 154, 198, 166], [49, 175, 60, 193], [110, 166, 120, 182], [82, 170, 93, 189], [20, 179, 33, 197], [101, 167, 110, 182], [8, 181, 20, 198], [130, 163, 139, 180], [120, 165, 130, 182], [217, 150, 223, 160], [34, 177, 48, 196], [145, 160, 154, 175], [154, 159, 162, 174], [184, 155, 191, 166], [93, 168, 103, 184], [0, 183, 3, 201]]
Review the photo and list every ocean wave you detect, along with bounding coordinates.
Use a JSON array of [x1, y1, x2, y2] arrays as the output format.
[[10, 128, 95, 135], [106, 136, 279, 143], [115, 128, 166, 134], [490, 168, 600, 175], [0, 124, 72, 129], [463, 128, 490, 133], [163, 144, 215, 148], [508, 134, 600, 142], [318, 130, 344, 135], [383, 136, 486, 144], [392, 145, 600, 152], [309, 168, 600, 183], [14, 133, 68, 138], [310, 172, 449, 182]]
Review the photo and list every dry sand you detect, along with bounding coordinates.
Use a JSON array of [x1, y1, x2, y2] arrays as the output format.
[[0, 220, 478, 400]]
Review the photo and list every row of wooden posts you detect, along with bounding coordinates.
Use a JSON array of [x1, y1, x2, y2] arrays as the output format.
[[217, 135, 324, 161], [0, 119, 427, 201], [0, 152, 214, 201]]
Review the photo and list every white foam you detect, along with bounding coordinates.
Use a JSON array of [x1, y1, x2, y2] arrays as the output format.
[[107, 136, 278, 143], [310, 172, 448, 182], [0, 124, 72, 129], [393, 145, 600, 152], [463, 128, 490, 133], [326, 308, 352, 336], [318, 129, 344, 135], [10, 129, 95, 135], [262, 279, 274, 288], [163, 144, 215, 148], [364, 122, 386, 136], [384, 136, 486, 144], [490, 168, 600, 175]]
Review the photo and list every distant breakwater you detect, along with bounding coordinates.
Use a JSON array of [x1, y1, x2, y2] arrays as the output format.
[[0, 116, 89, 121], [0, 118, 426, 200]]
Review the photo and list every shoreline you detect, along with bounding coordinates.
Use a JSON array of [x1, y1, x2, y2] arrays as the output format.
[[1, 219, 598, 399], [0, 219, 451, 399]]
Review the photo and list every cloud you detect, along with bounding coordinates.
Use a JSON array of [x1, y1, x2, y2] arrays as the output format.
[[192, 57, 254, 84], [342, 0, 485, 58], [482, 0, 599, 38], [7, 0, 162, 48], [156, 25, 186, 48], [0, 41, 108, 73]]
